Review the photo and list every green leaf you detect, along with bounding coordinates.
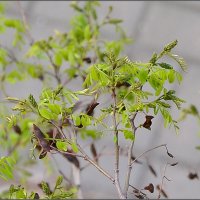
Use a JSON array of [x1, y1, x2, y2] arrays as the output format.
[[0, 3, 4, 13], [54, 52, 63, 67], [47, 104, 61, 115], [195, 146, 200, 150], [39, 108, 57, 120], [70, 2, 83, 12], [190, 105, 199, 116], [71, 142, 79, 153], [28, 94, 38, 108], [137, 68, 148, 84], [40, 181, 52, 196], [0, 156, 16, 181], [175, 71, 183, 83], [4, 19, 25, 32], [56, 141, 68, 151], [72, 115, 81, 126], [164, 40, 178, 52], [107, 19, 123, 24], [81, 115, 91, 126], [149, 53, 157, 64], [6, 70, 25, 83], [157, 62, 173, 69], [168, 70, 175, 83], [84, 25, 91, 40], [167, 52, 187, 71], [122, 130, 135, 141], [15, 189, 26, 199], [55, 176, 63, 188], [157, 101, 171, 108]]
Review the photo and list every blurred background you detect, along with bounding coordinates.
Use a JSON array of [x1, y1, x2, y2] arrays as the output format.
[[1, 1, 200, 199]]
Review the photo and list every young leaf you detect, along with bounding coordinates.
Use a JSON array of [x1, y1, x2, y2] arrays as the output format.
[[39, 108, 57, 120], [137, 68, 148, 84], [56, 141, 68, 152], [157, 62, 173, 70], [164, 40, 178, 52], [167, 52, 187, 71], [107, 18, 123, 24], [122, 130, 135, 140], [55, 176, 63, 188], [71, 142, 79, 153], [38, 181, 52, 196], [54, 52, 63, 67], [168, 70, 175, 83], [28, 94, 38, 108]]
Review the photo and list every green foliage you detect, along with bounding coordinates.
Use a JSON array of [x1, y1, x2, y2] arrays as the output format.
[[0, 1, 188, 199], [56, 141, 68, 151], [0, 156, 16, 180], [3, 176, 76, 199]]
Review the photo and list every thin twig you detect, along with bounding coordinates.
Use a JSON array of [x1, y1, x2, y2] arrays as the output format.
[[131, 144, 167, 166], [77, 144, 115, 183], [45, 51, 62, 84], [17, 1, 34, 44], [49, 124, 115, 184], [80, 145, 106, 171], [158, 163, 168, 199], [129, 184, 148, 199], [50, 146, 84, 158], [51, 155, 73, 186], [48, 120, 67, 139], [16, 1, 34, 44]]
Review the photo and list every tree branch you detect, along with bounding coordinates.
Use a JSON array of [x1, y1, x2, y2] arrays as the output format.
[[131, 144, 167, 166], [112, 87, 125, 199], [158, 163, 168, 199], [17, 0, 34, 45], [124, 112, 138, 198], [77, 144, 115, 184]]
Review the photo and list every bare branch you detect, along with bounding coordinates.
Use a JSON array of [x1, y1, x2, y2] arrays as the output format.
[[17, 1, 34, 44], [158, 163, 168, 199], [112, 87, 125, 199], [77, 144, 115, 184], [48, 120, 67, 139], [123, 112, 138, 197], [50, 146, 84, 158], [131, 144, 167, 166]]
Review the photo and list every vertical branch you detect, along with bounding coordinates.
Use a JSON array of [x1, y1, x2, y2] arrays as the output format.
[[158, 163, 168, 199], [17, 1, 34, 44], [112, 87, 125, 199], [123, 112, 138, 198]]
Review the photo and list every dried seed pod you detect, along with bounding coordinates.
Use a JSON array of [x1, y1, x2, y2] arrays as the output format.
[[188, 172, 199, 180], [144, 183, 154, 193], [148, 164, 157, 177], [142, 115, 154, 130], [13, 124, 22, 135]]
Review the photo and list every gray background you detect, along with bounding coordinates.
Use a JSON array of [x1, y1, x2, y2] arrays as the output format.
[[1, 1, 200, 199]]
